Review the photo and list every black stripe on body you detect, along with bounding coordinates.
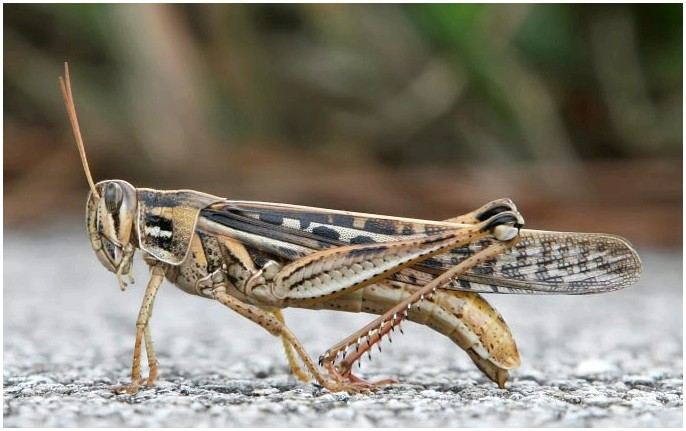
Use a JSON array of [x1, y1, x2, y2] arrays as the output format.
[[332, 214, 355, 228], [350, 235, 376, 245], [258, 212, 284, 225], [312, 226, 341, 241], [111, 211, 120, 234], [363, 219, 397, 235], [144, 214, 174, 249]]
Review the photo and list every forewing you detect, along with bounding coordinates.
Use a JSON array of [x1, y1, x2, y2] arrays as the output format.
[[400, 231, 642, 294], [200, 201, 641, 294]]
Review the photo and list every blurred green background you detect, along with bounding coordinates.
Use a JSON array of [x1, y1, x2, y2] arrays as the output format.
[[4, 3, 682, 246]]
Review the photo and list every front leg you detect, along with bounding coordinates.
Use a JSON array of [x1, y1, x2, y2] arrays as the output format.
[[115, 264, 165, 394], [143, 324, 158, 388]]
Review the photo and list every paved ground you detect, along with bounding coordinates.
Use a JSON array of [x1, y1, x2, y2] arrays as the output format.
[[3, 222, 682, 427]]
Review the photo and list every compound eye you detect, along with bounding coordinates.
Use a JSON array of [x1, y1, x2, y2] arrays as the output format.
[[104, 182, 123, 213]]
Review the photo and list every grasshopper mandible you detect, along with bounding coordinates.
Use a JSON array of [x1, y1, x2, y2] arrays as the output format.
[[60, 63, 642, 394]]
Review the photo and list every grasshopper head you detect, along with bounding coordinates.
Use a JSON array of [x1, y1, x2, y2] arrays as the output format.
[[60, 64, 139, 290], [86, 180, 138, 289]]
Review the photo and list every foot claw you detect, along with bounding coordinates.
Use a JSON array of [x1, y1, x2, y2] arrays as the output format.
[[321, 362, 397, 393], [113, 383, 141, 395], [113, 376, 155, 394], [346, 371, 397, 388]]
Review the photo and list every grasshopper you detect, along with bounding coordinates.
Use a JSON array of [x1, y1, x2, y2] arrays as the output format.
[[60, 64, 642, 394]]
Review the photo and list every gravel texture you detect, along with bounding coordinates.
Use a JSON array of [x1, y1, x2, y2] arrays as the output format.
[[3, 223, 683, 427]]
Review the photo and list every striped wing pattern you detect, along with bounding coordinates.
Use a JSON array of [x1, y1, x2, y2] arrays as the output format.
[[200, 201, 641, 295], [398, 231, 641, 294]]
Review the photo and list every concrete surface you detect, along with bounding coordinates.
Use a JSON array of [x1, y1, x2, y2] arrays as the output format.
[[3, 223, 683, 427]]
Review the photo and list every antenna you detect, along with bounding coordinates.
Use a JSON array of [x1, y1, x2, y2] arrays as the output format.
[[59, 62, 99, 198]]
